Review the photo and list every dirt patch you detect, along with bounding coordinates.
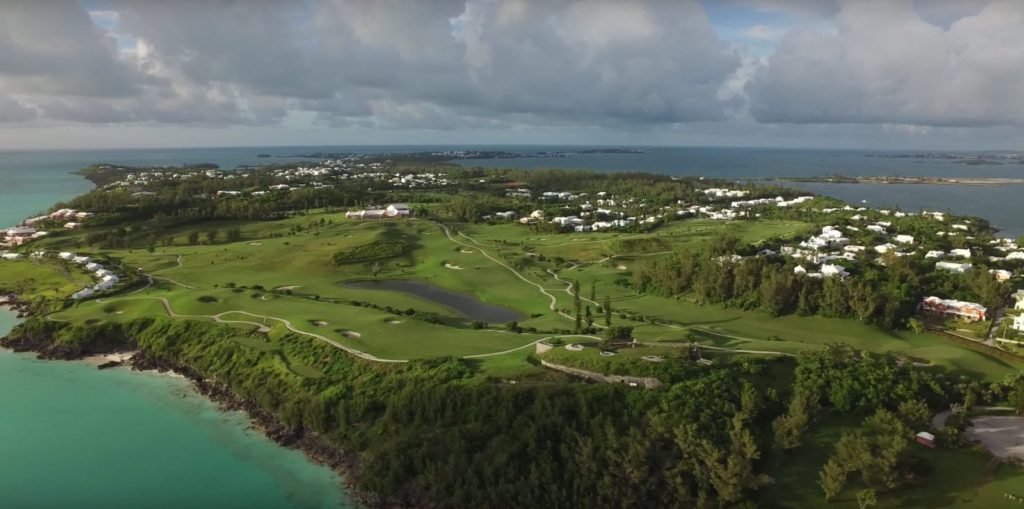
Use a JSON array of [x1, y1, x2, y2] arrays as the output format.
[[444, 263, 464, 270], [967, 415, 1024, 459], [340, 330, 362, 338]]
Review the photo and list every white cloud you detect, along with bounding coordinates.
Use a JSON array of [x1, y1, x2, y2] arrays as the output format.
[[747, 0, 1024, 127]]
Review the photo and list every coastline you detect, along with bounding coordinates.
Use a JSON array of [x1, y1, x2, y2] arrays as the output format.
[[0, 313, 375, 508]]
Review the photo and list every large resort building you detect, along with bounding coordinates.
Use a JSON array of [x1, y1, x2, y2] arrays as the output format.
[[921, 296, 988, 322], [345, 203, 411, 219]]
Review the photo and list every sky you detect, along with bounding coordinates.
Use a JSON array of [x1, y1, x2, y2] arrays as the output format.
[[0, 0, 1022, 150]]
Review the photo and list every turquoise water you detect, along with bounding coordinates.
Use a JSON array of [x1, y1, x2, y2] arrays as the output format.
[[0, 309, 354, 509], [0, 148, 357, 508]]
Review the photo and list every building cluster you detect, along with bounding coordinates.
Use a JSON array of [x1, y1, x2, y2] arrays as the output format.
[[52, 252, 122, 300], [3, 208, 96, 247]]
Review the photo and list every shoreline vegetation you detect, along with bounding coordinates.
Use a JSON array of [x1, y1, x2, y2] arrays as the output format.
[[3, 156, 1024, 508]]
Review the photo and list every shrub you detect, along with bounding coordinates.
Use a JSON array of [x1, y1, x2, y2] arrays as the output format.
[[197, 295, 218, 303]]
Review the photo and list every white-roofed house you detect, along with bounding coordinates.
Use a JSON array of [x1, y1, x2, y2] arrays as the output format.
[[936, 261, 973, 273], [386, 203, 411, 217]]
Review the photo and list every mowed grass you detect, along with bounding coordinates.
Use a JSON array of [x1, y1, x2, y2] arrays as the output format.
[[0, 260, 95, 300], [762, 417, 1024, 508], [24, 212, 1020, 379], [545, 255, 1019, 382]]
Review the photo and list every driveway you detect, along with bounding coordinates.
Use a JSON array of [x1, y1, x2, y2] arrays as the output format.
[[967, 415, 1024, 460]]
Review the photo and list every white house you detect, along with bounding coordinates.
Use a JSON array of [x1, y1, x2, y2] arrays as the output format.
[[990, 269, 1013, 282], [71, 288, 96, 300], [1012, 315, 1024, 332], [385, 203, 411, 217], [85, 262, 102, 271], [72, 256, 90, 265], [58, 252, 74, 260], [1007, 252, 1024, 261], [793, 265, 807, 275], [949, 248, 972, 259], [874, 243, 897, 254], [821, 263, 849, 278], [936, 261, 973, 273], [925, 250, 945, 259], [1, 253, 22, 261], [895, 234, 915, 244]]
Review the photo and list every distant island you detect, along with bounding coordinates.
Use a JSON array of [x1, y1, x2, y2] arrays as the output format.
[[286, 148, 643, 160], [768, 174, 1024, 186], [868, 152, 1024, 165]]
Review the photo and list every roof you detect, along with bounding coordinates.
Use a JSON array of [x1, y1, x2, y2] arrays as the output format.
[[916, 431, 936, 441], [388, 203, 409, 209]]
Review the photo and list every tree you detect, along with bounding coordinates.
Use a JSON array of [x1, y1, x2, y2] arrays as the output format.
[[589, 281, 596, 304], [603, 295, 612, 326], [584, 306, 593, 329], [1009, 379, 1024, 415], [709, 231, 741, 257], [227, 227, 243, 242], [849, 280, 879, 322], [205, 229, 219, 244], [857, 489, 877, 509], [773, 393, 816, 451], [907, 317, 925, 334], [369, 261, 383, 279], [187, 231, 200, 245], [819, 458, 847, 501], [896, 400, 931, 431]]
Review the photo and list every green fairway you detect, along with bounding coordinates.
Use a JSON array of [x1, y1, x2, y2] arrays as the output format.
[[11, 212, 1015, 380]]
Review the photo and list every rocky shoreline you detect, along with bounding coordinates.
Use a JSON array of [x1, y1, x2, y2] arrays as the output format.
[[0, 311, 398, 509]]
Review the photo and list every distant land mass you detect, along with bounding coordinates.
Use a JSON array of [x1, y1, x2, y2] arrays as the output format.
[[283, 148, 643, 160], [868, 152, 1024, 165]]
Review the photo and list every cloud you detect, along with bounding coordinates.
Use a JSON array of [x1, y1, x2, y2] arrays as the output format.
[[743, 24, 787, 41], [746, 0, 1024, 127], [0, 0, 742, 130]]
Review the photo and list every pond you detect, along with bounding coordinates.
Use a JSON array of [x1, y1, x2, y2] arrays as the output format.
[[344, 279, 524, 323]]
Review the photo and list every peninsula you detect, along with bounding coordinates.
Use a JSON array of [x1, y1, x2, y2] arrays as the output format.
[[3, 157, 1024, 508]]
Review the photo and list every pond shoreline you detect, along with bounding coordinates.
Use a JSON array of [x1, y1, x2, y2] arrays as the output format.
[[344, 278, 524, 323]]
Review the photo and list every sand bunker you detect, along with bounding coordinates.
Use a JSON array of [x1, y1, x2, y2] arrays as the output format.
[[340, 330, 362, 338], [387, 320, 403, 325], [275, 285, 302, 290], [460, 249, 475, 254], [313, 320, 328, 326], [615, 264, 628, 270], [247, 241, 262, 246], [444, 263, 464, 270]]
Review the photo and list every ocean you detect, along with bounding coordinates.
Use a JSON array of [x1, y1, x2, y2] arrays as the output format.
[[0, 144, 1021, 507], [0, 148, 356, 509]]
